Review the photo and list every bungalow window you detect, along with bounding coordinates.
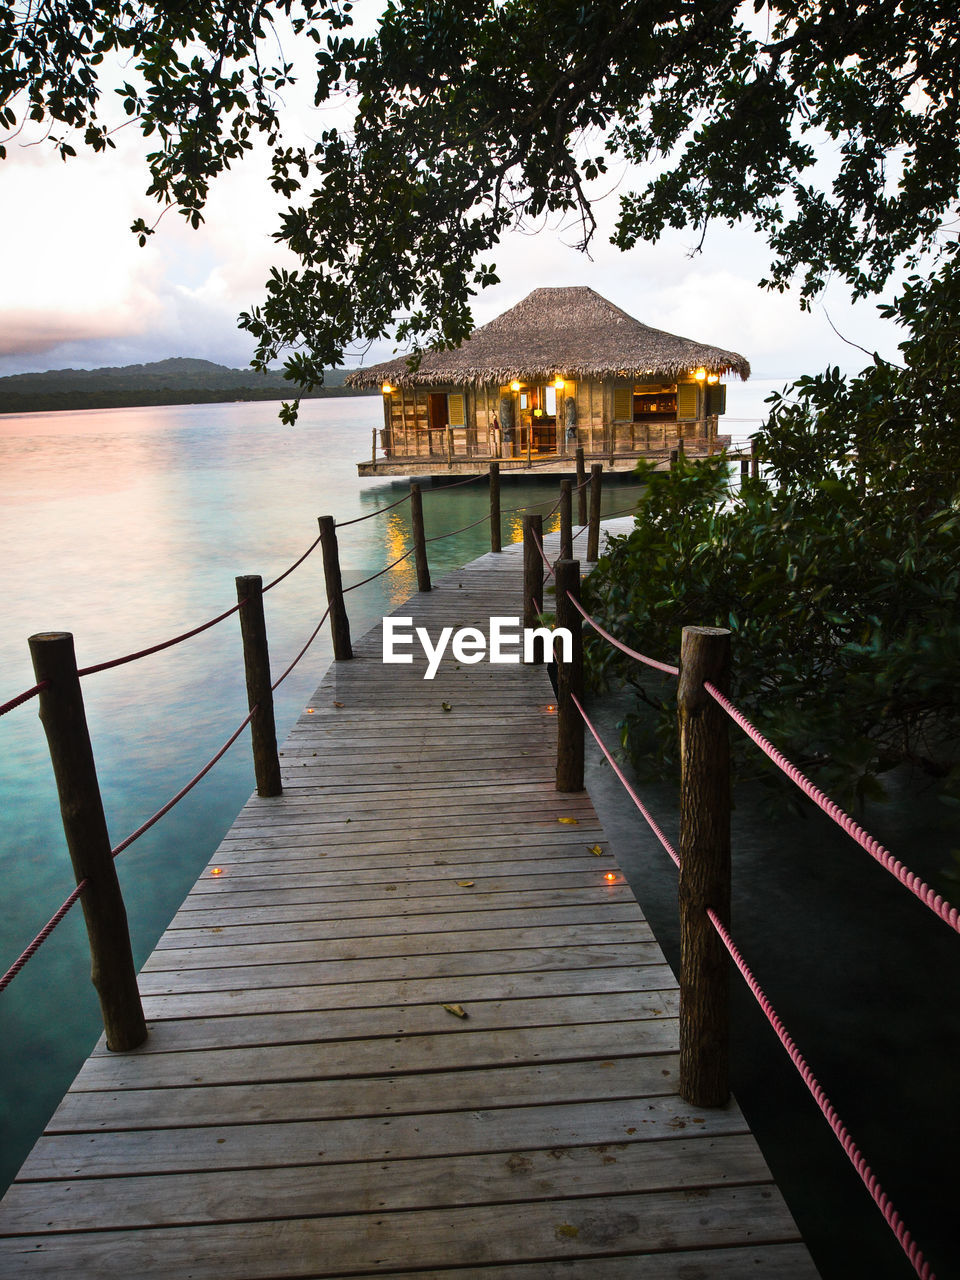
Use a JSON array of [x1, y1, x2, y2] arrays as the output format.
[[614, 383, 679, 422]]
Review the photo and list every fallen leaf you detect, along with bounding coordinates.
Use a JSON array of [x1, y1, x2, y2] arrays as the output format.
[[456, 880, 475, 887], [557, 816, 579, 825], [333, 701, 345, 708], [442, 1003, 468, 1019], [588, 843, 604, 856], [555, 1224, 579, 1240], [441, 701, 452, 711]]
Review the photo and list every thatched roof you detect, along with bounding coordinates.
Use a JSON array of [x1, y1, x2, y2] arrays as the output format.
[[345, 286, 750, 388]]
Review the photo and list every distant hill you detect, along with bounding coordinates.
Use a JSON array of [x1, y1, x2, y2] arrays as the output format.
[[0, 357, 375, 414]]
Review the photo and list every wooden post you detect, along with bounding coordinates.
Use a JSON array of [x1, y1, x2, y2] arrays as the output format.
[[677, 625, 731, 1108], [446, 425, 454, 469], [587, 463, 602, 562], [554, 559, 584, 792], [236, 575, 282, 798], [526, 425, 532, 470], [751, 438, 759, 480], [489, 462, 502, 553], [28, 633, 147, 1052], [559, 478, 573, 562], [318, 516, 353, 660], [410, 481, 432, 592], [740, 458, 749, 484], [677, 434, 685, 457], [522, 513, 544, 635], [576, 446, 587, 524], [371, 427, 377, 464]]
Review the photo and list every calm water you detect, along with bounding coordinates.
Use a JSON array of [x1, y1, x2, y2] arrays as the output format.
[[0, 397, 643, 1192]]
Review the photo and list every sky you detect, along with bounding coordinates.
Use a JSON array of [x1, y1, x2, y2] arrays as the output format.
[[0, 6, 911, 425]]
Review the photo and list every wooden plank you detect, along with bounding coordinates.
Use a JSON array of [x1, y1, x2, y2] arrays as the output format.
[[142, 920, 650, 972], [68, 1020, 683, 1092], [156, 903, 644, 947], [18, 1096, 750, 1179], [165, 885, 640, 929], [89, 990, 679, 1058], [138, 963, 677, 1019], [0, 1134, 773, 1232], [0, 1187, 808, 1278], [49, 1053, 678, 1130], [134, 943, 665, 995]]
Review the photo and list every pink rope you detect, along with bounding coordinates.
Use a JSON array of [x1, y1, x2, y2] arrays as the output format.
[[571, 691, 680, 868], [567, 593, 680, 677], [424, 512, 492, 543], [0, 879, 88, 995], [110, 708, 257, 858], [263, 534, 322, 591], [342, 546, 417, 592], [707, 907, 936, 1280], [78, 600, 245, 677], [533, 532, 556, 579], [336, 492, 412, 526], [0, 681, 48, 718], [704, 681, 960, 937], [272, 608, 331, 691]]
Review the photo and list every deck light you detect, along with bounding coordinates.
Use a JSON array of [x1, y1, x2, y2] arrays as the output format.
[[210, 867, 224, 877], [604, 872, 618, 883], [694, 367, 707, 381], [381, 382, 394, 394]]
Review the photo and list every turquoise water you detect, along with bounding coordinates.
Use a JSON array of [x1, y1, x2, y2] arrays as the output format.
[[0, 397, 642, 1191]]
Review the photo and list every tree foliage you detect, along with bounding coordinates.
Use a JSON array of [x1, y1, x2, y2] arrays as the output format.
[[582, 257, 960, 812], [4, 2, 960, 379]]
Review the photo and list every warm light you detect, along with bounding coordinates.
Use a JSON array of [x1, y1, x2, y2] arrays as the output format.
[[210, 867, 224, 877], [707, 373, 719, 384], [544, 703, 557, 714], [510, 380, 521, 392], [381, 382, 394, 394], [694, 367, 707, 381], [554, 376, 565, 389], [604, 872, 618, 883]]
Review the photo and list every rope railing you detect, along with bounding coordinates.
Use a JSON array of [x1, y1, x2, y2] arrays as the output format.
[[424, 511, 492, 543], [548, 581, 947, 1278], [703, 679, 960, 937], [271, 607, 331, 690], [0, 880, 87, 996], [342, 546, 417, 593], [77, 599, 247, 678], [707, 906, 935, 1280], [1, 592, 335, 996], [336, 491, 412, 526], [110, 707, 259, 859], [570, 689, 680, 869], [0, 681, 48, 718]]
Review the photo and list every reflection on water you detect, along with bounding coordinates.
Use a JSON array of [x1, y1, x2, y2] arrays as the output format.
[[0, 397, 645, 1192]]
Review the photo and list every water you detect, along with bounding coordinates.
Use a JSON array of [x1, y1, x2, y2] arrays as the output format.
[[0, 397, 643, 1192]]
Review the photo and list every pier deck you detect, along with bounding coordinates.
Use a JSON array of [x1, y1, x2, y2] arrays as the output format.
[[0, 531, 817, 1277]]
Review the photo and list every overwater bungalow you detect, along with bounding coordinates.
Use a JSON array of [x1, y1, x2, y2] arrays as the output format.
[[347, 285, 750, 476]]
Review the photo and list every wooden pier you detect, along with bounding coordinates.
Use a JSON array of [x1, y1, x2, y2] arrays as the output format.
[[0, 531, 817, 1277]]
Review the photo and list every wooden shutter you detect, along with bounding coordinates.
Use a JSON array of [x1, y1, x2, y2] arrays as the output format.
[[676, 383, 698, 419], [447, 393, 466, 426], [613, 384, 632, 421], [706, 384, 727, 416]]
